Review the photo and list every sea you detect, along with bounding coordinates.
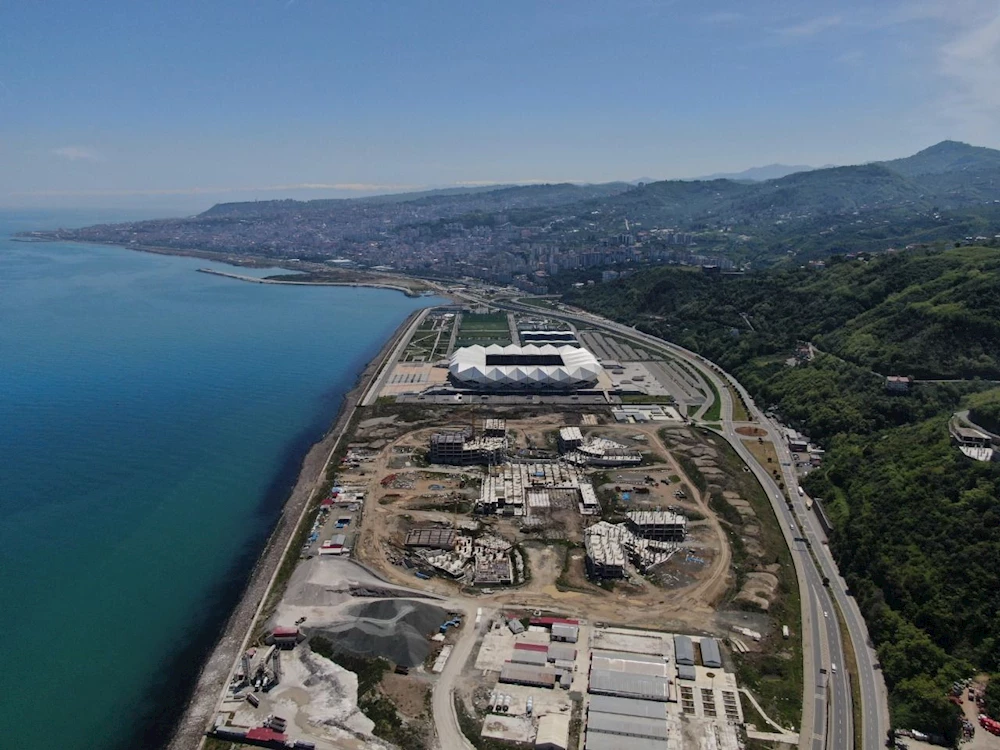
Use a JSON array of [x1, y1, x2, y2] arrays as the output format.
[[0, 209, 441, 750]]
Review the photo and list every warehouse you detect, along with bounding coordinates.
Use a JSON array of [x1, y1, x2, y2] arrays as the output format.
[[674, 635, 694, 666], [551, 623, 579, 643], [586, 694, 669, 720], [701, 638, 723, 668], [586, 712, 669, 740], [547, 643, 577, 663], [591, 650, 669, 677], [588, 669, 671, 702], [449, 344, 601, 391], [510, 649, 549, 667], [499, 663, 557, 688], [584, 734, 668, 750]]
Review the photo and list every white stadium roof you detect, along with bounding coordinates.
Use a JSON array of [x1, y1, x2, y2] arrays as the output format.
[[449, 344, 601, 390]]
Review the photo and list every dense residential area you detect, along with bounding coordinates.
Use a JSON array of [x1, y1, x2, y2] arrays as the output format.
[[23, 141, 1000, 292]]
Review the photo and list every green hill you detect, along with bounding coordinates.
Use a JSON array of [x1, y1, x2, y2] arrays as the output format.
[[565, 247, 1000, 739], [566, 246, 1000, 381]]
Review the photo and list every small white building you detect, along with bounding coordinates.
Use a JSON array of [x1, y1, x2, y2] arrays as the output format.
[[535, 713, 570, 750]]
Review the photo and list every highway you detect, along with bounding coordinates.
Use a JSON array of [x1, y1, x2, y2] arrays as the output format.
[[485, 294, 889, 749]]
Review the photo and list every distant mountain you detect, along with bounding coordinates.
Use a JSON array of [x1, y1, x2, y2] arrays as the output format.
[[27, 140, 1000, 270], [696, 163, 819, 182], [879, 139, 1000, 177]]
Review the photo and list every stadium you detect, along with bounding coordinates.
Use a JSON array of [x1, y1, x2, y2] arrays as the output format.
[[449, 343, 601, 390]]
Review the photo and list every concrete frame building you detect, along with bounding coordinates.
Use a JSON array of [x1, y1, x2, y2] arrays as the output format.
[[625, 511, 687, 542]]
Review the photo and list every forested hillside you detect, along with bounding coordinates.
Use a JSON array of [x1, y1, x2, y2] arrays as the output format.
[[565, 247, 1000, 380], [565, 247, 1000, 739]]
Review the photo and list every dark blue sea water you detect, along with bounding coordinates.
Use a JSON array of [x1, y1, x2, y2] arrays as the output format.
[[0, 210, 439, 750]]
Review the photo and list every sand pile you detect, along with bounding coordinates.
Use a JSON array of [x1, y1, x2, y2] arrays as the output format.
[[311, 599, 450, 667]]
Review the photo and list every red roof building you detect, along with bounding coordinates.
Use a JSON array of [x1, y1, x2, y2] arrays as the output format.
[[530, 616, 579, 627], [245, 726, 287, 742]]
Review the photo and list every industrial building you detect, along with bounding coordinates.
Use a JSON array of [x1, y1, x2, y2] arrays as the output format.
[[587, 695, 669, 720], [588, 670, 672, 702], [499, 663, 557, 688], [551, 623, 579, 643], [586, 712, 669, 741], [625, 511, 687, 542], [449, 344, 601, 390]]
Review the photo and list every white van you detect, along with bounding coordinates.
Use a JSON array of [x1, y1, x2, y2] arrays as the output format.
[[831, 663, 838, 674]]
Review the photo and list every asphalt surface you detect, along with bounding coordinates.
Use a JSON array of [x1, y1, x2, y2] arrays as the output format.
[[488, 297, 890, 750]]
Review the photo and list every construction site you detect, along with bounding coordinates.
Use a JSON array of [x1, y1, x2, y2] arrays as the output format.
[[204, 303, 804, 750]]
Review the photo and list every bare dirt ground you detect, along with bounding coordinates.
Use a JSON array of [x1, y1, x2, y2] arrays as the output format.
[[350, 412, 736, 635], [380, 673, 431, 719]]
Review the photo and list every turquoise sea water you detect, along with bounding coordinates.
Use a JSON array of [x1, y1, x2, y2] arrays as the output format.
[[0, 211, 439, 749]]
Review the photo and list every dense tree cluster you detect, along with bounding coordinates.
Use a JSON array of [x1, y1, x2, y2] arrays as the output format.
[[566, 246, 1000, 740]]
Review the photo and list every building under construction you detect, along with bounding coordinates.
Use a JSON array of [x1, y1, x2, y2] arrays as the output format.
[[428, 425, 508, 466], [625, 511, 687, 542]]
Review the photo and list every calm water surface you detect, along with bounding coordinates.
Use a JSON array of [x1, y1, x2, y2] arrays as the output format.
[[0, 210, 439, 749]]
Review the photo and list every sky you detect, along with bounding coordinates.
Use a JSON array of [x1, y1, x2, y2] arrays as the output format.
[[2, 0, 1000, 210]]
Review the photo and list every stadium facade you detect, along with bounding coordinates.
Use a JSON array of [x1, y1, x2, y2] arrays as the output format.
[[449, 344, 601, 390]]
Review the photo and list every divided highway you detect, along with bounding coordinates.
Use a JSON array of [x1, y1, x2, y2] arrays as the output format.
[[488, 296, 890, 750]]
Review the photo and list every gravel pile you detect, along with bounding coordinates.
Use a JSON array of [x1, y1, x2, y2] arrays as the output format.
[[313, 599, 450, 667]]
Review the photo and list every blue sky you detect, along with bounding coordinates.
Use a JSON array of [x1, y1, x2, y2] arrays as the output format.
[[2, 0, 999, 209]]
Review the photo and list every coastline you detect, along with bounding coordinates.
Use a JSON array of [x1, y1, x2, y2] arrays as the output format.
[[164, 309, 423, 750], [19, 235, 432, 298], [195, 267, 422, 296]]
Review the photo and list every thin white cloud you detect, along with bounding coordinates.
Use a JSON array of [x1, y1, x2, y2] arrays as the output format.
[[937, 7, 1000, 138], [52, 146, 103, 162], [777, 15, 842, 38]]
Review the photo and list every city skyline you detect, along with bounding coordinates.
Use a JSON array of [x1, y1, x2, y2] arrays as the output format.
[[3, 0, 1000, 208]]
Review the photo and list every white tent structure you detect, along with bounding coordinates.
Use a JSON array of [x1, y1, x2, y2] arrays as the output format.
[[449, 344, 601, 390]]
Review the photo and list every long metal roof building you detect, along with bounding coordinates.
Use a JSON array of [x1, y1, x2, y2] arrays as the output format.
[[673, 635, 694, 666], [587, 712, 669, 740], [586, 694, 669, 720], [588, 669, 671, 702], [585, 733, 668, 750], [701, 637, 722, 668]]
